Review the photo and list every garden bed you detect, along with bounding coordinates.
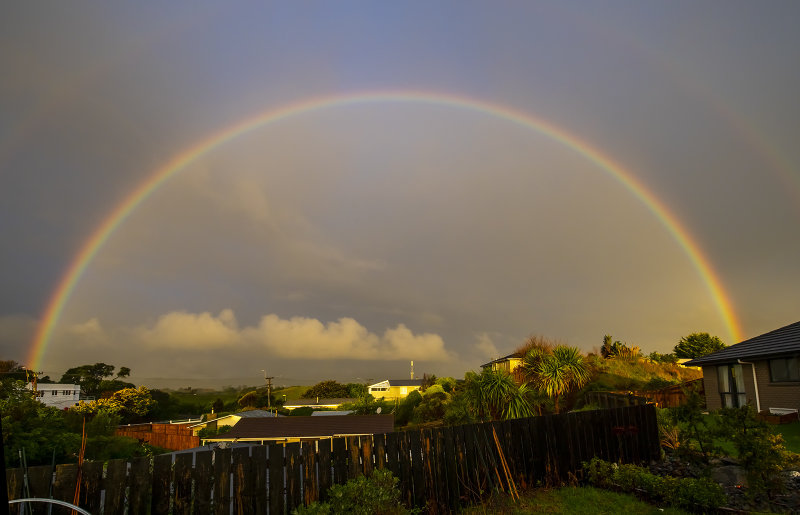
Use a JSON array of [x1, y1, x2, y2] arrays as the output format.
[[757, 409, 799, 425]]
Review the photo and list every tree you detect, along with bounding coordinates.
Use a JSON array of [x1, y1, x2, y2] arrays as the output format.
[[72, 386, 156, 423], [601, 335, 641, 359], [345, 383, 368, 398], [673, 333, 726, 359], [301, 380, 350, 399], [1, 380, 81, 467], [60, 363, 133, 397], [463, 369, 536, 421], [524, 346, 590, 413]]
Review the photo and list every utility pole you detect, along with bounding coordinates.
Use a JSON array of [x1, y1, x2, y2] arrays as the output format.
[[262, 370, 274, 409]]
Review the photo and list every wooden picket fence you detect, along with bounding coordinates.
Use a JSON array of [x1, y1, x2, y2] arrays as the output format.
[[6, 404, 659, 514]]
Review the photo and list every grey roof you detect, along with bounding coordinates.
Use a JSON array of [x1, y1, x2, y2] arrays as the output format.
[[283, 398, 355, 406], [684, 320, 800, 366], [236, 409, 283, 418], [204, 414, 394, 441], [386, 379, 423, 387], [480, 352, 523, 368], [311, 410, 354, 416]]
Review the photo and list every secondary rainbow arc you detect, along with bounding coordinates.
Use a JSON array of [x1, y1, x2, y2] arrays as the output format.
[[27, 90, 743, 369]]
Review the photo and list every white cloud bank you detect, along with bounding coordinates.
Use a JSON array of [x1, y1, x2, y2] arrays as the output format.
[[125, 309, 450, 361]]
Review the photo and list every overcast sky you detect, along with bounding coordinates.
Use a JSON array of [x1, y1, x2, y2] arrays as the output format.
[[2, 2, 799, 388]]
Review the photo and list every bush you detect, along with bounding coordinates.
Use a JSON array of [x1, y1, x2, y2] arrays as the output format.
[[717, 405, 797, 500], [583, 458, 725, 512], [294, 469, 409, 515]]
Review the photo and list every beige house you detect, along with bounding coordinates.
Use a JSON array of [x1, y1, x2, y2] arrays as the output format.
[[367, 379, 423, 400], [481, 353, 526, 383], [685, 320, 800, 415], [28, 383, 81, 410]]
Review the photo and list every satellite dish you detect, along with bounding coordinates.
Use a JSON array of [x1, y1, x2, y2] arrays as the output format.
[[376, 407, 382, 414]]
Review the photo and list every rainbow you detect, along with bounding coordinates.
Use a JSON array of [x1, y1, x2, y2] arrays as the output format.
[[27, 90, 743, 369]]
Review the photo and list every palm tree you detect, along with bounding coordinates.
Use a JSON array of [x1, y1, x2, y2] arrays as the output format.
[[525, 345, 590, 413], [464, 369, 536, 421]]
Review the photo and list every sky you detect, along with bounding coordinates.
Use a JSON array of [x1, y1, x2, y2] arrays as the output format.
[[2, 2, 799, 389]]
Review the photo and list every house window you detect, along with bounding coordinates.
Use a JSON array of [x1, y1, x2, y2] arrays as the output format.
[[718, 364, 746, 408], [769, 357, 800, 382]]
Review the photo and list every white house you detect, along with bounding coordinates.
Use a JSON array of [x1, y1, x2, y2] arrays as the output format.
[[28, 383, 81, 409]]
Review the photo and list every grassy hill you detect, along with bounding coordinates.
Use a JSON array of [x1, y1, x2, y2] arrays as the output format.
[[586, 355, 701, 392]]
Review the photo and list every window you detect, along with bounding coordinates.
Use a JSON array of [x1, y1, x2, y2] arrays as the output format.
[[769, 357, 800, 382], [51, 390, 57, 395], [718, 364, 746, 408], [370, 387, 388, 392]]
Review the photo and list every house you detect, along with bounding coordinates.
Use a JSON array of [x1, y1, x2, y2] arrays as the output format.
[[684, 320, 800, 415], [282, 398, 355, 411], [481, 353, 526, 383], [27, 383, 81, 409], [188, 409, 281, 436], [367, 379, 423, 399], [201, 414, 395, 445]]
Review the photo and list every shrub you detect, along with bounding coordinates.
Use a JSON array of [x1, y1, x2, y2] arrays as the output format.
[[717, 405, 796, 500], [583, 458, 725, 512], [294, 469, 409, 515]]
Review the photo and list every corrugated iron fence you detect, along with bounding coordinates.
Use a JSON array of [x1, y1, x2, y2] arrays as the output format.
[[5, 404, 659, 514], [115, 423, 200, 451]]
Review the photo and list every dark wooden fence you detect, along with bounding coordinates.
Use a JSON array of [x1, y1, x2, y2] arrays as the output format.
[[115, 423, 200, 451], [6, 404, 659, 514], [584, 391, 650, 409]]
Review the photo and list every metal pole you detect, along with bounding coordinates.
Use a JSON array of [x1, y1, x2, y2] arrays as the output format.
[[0, 413, 8, 515]]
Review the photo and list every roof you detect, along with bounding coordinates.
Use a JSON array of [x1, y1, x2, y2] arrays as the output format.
[[311, 410, 353, 416], [684, 320, 800, 366], [236, 409, 282, 418], [368, 379, 423, 388], [387, 379, 423, 387], [204, 414, 394, 441], [480, 352, 524, 368], [188, 409, 281, 428], [283, 398, 355, 407]]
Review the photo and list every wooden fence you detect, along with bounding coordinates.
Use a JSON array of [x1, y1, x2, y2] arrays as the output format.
[[586, 379, 705, 410], [115, 423, 200, 451], [6, 404, 659, 514]]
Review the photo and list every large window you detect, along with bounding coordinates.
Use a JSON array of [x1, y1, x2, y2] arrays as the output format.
[[769, 357, 800, 382], [718, 364, 746, 408]]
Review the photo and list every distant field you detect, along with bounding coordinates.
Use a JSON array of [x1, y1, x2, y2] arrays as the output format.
[[274, 385, 308, 401]]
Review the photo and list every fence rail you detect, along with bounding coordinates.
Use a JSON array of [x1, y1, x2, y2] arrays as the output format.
[[5, 404, 659, 514]]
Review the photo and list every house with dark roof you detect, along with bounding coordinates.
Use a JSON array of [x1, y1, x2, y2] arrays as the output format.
[[684, 320, 800, 414], [481, 352, 526, 384], [201, 414, 395, 444], [368, 379, 423, 399], [188, 409, 282, 436]]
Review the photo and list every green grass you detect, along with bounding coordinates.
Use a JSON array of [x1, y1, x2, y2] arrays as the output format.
[[772, 421, 800, 454], [462, 486, 690, 514], [274, 385, 308, 401], [586, 356, 701, 392]]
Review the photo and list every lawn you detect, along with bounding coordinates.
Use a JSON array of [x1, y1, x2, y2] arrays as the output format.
[[773, 421, 800, 454], [462, 486, 689, 514]]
